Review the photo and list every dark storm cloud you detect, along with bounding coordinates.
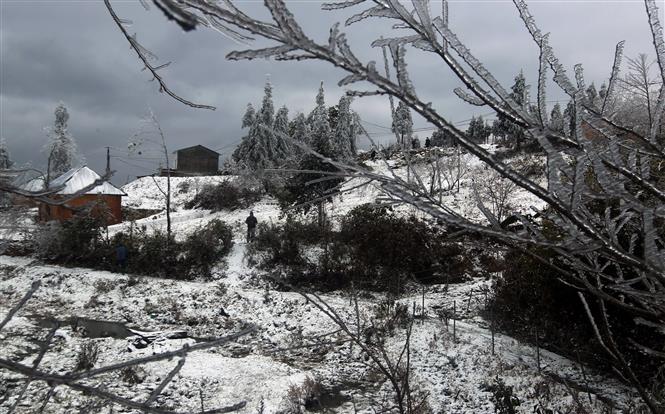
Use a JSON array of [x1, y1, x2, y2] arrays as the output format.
[[0, 0, 656, 184]]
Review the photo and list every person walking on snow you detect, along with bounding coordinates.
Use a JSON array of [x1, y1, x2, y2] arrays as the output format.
[[245, 211, 258, 242]]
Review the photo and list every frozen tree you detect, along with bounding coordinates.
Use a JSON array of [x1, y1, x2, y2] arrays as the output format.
[[466, 115, 491, 144], [309, 82, 334, 157], [586, 82, 599, 108], [391, 101, 413, 149], [291, 112, 311, 147], [242, 103, 255, 128], [492, 71, 530, 149], [128, 110, 174, 242], [430, 129, 454, 147], [233, 80, 278, 170], [331, 95, 356, 159], [44, 102, 79, 183], [0, 138, 12, 170], [548, 103, 564, 133], [273, 105, 291, 162], [109, 0, 665, 410], [615, 54, 662, 135]]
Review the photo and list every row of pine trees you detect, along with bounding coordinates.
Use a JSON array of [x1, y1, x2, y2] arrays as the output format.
[[231, 81, 361, 170]]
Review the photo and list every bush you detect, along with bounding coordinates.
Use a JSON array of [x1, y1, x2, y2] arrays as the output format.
[[37, 214, 234, 281], [480, 377, 520, 414], [75, 341, 99, 371], [250, 219, 329, 268], [488, 245, 664, 391], [180, 219, 234, 278], [36, 214, 110, 265], [251, 204, 472, 292], [335, 204, 471, 291], [185, 181, 261, 211]]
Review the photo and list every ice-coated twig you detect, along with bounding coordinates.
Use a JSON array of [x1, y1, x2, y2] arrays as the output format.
[[105, 0, 215, 110]]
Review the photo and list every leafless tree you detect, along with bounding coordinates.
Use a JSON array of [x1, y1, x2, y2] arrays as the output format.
[[616, 53, 663, 135], [108, 0, 665, 411], [472, 167, 518, 224], [128, 109, 173, 242]]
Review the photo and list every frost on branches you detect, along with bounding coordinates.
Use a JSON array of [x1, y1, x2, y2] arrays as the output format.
[[233, 80, 279, 170], [44, 102, 80, 181], [108, 0, 665, 410], [0, 138, 12, 170]]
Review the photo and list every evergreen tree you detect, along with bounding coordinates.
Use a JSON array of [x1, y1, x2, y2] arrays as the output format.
[[586, 82, 599, 108], [0, 138, 12, 170], [45, 102, 79, 182], [331, 95, 356, 159], [549, 103, 564, 133], [491, 71, 529, 149], [309, 82, 333, 157], [392, 101, 413, 148], [232, 80, 278, 170], [430, 129, 454, 147], [599, 82, 608, 102], [467, 116, 491, 144], [291, 112, 311, 146], [242, 103, 255, 128], [273, 105, 291, 162]]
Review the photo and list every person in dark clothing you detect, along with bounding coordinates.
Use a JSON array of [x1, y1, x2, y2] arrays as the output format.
[[245, 211, 258, 242], [116, 242, 128, 273], [425, 137, 431, 148]]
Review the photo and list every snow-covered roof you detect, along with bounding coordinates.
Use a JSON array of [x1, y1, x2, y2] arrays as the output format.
[[20, 176, 46, 192], [48, 166, 126, 196]]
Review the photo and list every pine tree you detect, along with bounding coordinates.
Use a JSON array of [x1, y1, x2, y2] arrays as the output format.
[[309, 82, 333, 157], [292, 112, 311, 146], [392, 101, 413, 149], [549, 103, 564, 133], [232, 80, 278, 170], [467, 116, 491, 144], [242, 103, 255, 128], [273, 105, 291, 162], [331, 95, 356, 159], [586, 82, 599, 108], [492, 71, 529, 149], [430, 129, 454, 147], [45, 102, 79, 182], [0, 138, 12, 170]]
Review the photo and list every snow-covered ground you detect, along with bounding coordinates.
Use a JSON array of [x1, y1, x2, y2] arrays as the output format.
[[0, 151, 641, 413]]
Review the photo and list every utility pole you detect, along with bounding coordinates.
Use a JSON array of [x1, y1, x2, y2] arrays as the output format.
[[105, 146, 111, 176]]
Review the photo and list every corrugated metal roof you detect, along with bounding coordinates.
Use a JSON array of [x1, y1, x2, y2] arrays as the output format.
[[48, 166, 126, 196]]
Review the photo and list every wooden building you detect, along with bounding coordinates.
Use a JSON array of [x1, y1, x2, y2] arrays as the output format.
[[37, 166, 126, 225], [172, 145, 220, 176]]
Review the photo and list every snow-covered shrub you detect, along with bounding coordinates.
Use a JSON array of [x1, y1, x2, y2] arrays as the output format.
[[335, 204, 470, 290], [480, 377, 520, 414], [179, 219, 233, 278], [372, 299, 411, 335], [35, 214, 109, 265], [250, 219, 327, 268], [120, 366, 146, 385], [185, 181, 261, 211], [74, 341, 99, 371], [282, 376, 323, 413], [489, 244, 661, 389], [93, 279, 115, 294]]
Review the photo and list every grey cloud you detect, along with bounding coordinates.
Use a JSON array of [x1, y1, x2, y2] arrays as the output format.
[[0, 0, 656, 184]]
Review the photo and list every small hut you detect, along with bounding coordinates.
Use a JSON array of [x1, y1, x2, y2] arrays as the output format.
[[38, 166, 126, 225], [167, 145, 220, 176]]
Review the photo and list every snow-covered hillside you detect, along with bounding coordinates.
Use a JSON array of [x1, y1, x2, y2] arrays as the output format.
[[0, 149, 640, 413]]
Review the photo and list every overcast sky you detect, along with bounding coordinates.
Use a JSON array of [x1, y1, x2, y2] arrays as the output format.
[[0, 0, 658, 184]]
